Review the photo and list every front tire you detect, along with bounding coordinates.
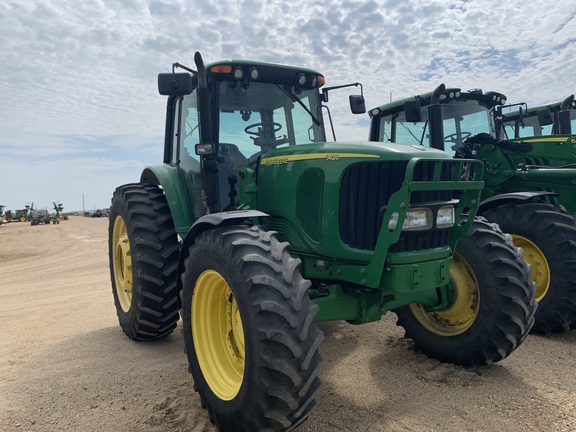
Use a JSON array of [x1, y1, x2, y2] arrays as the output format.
[[108, 183, 180, 340], [181, 225, 324, 432], [482, 202, 576, 333], [394, 217, 537, 366]]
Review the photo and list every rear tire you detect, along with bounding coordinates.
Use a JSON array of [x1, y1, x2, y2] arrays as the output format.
[[181, 225, 324, 432], [108, 183, 180, 340], [483, 202, 576, 333], [394, 217, 537, 366]]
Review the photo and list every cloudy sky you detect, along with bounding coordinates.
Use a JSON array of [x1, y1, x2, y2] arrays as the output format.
[[1, 0, 575, 212]]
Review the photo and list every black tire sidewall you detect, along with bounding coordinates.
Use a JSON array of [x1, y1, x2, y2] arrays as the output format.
[[483, 202, 576, 332], [395, 218, 536, 365], [181, 225, 323, 430], [108, 183, 180, 340], [181, 235, 257, 421]]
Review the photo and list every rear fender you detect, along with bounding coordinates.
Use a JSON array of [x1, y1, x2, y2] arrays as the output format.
[[140, 165, 194, 237]]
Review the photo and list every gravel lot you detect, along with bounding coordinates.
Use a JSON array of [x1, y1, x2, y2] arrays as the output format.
[[1, 216, 576, 431]]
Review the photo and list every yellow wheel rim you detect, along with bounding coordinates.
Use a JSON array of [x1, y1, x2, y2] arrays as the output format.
[[112, 215, 133, 312], [192, 270, 245, 401], [409, 253, 479, 336], [512, 234, 550, 302]]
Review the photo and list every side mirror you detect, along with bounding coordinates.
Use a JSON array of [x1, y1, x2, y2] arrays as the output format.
[[158, 73, 193, 96], [537, 108, 553, 126], [349, 95, 366, 114], [404, 100, 422, 122]]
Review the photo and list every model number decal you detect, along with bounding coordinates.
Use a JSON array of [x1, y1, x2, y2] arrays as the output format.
[[261, 153, 379, 166]]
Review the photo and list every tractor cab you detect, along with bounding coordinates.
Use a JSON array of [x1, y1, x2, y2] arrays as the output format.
[[500, 94, 576, 138], [369, 87, 507, 156], [154, 53, 364, 234]]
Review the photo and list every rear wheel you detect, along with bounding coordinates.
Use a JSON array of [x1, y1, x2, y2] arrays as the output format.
[[181, 225, 323, 432], [483, 202, 576, 333], [394, 217, 537, 366], [108, 183, 180, 340]]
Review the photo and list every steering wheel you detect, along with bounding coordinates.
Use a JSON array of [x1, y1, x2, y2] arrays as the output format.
[[244, 122, 282, 137], [444, 132, 472, 143]]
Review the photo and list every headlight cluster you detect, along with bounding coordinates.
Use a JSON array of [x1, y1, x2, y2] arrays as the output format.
[[388, 205, 455, 231]]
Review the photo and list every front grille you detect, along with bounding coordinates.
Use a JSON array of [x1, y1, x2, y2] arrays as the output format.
[[339, 161, 407, 250], [339, 160, 466, 252]]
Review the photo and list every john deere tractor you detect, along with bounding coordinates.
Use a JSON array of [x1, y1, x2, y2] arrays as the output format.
[[30, 208, 51, 225], [109, 55, 536, 432], [6, 205, 31, 222], [369, 85, 576, 334]]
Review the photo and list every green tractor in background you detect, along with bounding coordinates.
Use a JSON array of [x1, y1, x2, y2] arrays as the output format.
[[369, 85, 576, 334], [30, 203, 63, 226], [6, 204, 31, 222], [109, 55, 536, 432], [30, 208, 51, 225]]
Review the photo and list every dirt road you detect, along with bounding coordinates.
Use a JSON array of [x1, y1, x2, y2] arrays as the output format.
[[1, 217, 575, 431]]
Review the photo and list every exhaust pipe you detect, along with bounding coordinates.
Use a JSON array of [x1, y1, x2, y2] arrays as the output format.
[[558, 94, 574, 135], [428, 84, 446, 150]]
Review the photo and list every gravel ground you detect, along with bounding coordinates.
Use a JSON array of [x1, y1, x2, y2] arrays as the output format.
[[1, 216, 575, 432]]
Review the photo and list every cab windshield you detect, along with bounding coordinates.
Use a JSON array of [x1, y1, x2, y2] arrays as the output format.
[[216, 80, 325, 158]]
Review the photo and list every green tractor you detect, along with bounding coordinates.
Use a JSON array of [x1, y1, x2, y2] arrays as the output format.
[[7, 205, 31, 222], [30, 208, 51, 226], [30, 203, 62, 226], [369, 84, 576, 334], [109, 55, 536, 431]]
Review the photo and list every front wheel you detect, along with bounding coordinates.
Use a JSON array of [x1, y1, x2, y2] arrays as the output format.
[[108, 183, 180, 340], [394, 217, 537, 366], [181, 225, 324, 432]]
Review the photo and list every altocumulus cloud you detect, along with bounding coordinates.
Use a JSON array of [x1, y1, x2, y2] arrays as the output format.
[[0, 0, 575, 210]]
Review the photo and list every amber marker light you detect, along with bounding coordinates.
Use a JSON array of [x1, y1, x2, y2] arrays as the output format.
[[210, 65, 233, 74]]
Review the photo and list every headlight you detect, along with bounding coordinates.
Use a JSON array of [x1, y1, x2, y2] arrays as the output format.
[[436, 206, 455, 228], [388, 208, 432, 231]]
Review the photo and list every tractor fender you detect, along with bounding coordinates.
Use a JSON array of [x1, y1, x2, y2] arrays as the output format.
[[140, 165, 194, 236], [176, 210, 270, 302], [478, 191, 559, 215]]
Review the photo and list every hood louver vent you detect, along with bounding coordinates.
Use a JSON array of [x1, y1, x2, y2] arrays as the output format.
[[296, 168, 324, 243]]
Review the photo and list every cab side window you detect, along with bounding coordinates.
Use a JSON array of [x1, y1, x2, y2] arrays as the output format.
[[178, 91, 201, 173]]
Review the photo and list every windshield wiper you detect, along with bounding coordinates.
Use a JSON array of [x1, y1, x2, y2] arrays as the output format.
[[277, 85, 321, 126]]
